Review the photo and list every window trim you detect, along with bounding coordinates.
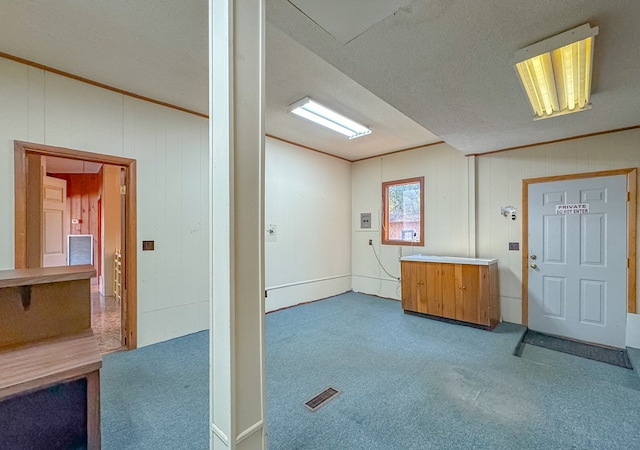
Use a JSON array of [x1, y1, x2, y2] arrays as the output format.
[[381, 176, 424, 246]]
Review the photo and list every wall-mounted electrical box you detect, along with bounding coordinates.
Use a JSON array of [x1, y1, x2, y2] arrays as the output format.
[[360, 213, 372, 229]]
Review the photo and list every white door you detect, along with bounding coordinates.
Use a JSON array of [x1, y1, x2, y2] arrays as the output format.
[[42, 175, 68, 267], [528, 175, 627, 348]]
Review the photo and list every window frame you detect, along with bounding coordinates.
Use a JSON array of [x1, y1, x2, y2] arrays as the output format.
[[381, 176, 424, 246]]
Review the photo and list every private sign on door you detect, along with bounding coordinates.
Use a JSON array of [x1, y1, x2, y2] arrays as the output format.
[[555, 203, 589, 214]]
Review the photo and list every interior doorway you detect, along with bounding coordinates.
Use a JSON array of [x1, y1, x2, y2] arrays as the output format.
[[522, 168, 637, 348], [14, 141, 138, 350]]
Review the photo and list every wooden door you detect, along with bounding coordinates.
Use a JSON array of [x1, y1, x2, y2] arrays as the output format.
[[42, 176, 68, 267]]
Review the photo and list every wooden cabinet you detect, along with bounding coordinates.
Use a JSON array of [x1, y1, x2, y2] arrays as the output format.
[[401, 256, 499, 329], [0, 265, 101, 450]]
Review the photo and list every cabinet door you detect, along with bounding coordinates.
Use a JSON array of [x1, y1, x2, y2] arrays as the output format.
[[401, 261, 427, 312], [424, 263, 442, 316], [476, 266, 491, 326], [440, 263, 457, 319], [454, 264, 480, 324]]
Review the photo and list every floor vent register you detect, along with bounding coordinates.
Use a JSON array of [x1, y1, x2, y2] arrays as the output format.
[[304, 387, 340, 411]]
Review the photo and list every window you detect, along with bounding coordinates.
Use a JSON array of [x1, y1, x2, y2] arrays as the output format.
[[382, 177, 424, 246]]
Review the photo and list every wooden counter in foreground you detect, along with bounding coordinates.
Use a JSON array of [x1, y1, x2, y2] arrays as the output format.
[[0, 265, 102, 450], [0, 265, 95, 349]]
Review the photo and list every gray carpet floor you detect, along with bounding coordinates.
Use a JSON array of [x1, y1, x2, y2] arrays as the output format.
[[101, 292, 640, 449]]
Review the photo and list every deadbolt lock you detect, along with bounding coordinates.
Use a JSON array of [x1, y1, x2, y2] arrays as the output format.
[[530, 255, 537, 260]]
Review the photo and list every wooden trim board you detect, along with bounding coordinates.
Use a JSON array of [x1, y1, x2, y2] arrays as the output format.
[[13, 141, 138, 350], [0, 51, 207, 119], [522, 168, 638, 325]]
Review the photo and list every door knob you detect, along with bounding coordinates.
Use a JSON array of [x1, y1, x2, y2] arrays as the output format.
[[530, 263, 538, 269]]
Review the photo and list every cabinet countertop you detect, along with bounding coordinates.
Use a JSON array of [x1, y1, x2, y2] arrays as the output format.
[[0, 265, 96, 288], [400, 255, 498, 265]]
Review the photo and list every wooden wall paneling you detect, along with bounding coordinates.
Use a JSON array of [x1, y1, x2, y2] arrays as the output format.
[[54, 173, 101, 276]]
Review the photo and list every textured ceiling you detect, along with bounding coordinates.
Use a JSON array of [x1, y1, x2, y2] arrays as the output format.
[[266, 23, 440, 160], [288, 0, 414, 45], [268, 0, 640, 154], [1, 1, 639, 158]]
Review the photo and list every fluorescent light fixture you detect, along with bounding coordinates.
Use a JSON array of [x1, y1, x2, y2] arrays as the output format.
[[514, 23, 599, 119], [288, 97, 372, 139]]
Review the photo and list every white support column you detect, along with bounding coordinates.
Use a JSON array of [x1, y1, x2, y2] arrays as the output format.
[[209, 0, 266, 449], [467, 155, 477, 258]]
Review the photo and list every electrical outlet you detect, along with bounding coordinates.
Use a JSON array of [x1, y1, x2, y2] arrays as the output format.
[[368, 239, 372, 245]]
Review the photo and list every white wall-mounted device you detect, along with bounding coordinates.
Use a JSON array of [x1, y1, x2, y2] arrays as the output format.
[[500, 206, 517, 220]]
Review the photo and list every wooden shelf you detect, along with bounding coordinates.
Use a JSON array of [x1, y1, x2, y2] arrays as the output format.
[[0, 265, 96, 288], [0, 330, 101, 401]]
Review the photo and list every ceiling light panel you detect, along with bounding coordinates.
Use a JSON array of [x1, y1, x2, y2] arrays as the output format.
[[514, 23, 598, 119], [288, 97, 372, 139]]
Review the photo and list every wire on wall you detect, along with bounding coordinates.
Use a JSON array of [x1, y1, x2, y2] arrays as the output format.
[[370, 244, 400, 281]]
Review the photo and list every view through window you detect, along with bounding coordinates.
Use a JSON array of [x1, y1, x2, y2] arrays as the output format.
[[382, 177, 424, 246]]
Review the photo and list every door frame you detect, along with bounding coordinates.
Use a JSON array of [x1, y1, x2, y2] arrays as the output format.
[[14, 140, 138, 349], [522, 168, 637, 325]]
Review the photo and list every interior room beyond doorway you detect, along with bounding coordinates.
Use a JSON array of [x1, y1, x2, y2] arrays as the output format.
[[43, 156, 124, 353]]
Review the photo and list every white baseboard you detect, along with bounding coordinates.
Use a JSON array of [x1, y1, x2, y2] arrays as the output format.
[[266, 275, 351, 312], [352, 275, 401, 300]]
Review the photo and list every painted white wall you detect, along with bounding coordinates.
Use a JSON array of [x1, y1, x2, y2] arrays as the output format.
[[264, 137, 352, 311], [0, 57, 209, 347], [476, 127, 640, 347], [351, 143, 472, 299]]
